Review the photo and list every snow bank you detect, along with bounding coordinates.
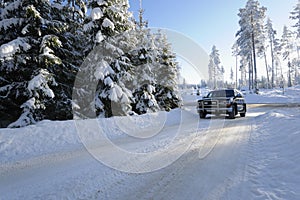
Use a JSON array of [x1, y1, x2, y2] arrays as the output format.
[[0, 109, 183, 164], [0, 120, 80, 163], [245, 108, 300, 199], [245, 86, 300, 104]]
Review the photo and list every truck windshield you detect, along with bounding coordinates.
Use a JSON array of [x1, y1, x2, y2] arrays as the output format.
[[209, 90, 234, 97]]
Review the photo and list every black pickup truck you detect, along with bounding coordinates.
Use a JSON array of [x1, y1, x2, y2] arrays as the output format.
[[197, 89, 246, 119]]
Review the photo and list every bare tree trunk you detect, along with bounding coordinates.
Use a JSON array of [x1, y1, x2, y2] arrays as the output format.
[[249, 54, 254, 91], [264, 52, 270, 89], [248, 59, 252, 91], [296, 46, 300, 85], [270, 38, 275, 88], [236, 55, 238, 89], [251, 31, 258, 93], [275, 59, 279, 87], [288, 61, 292, 87], [244, 67, 247, 87]]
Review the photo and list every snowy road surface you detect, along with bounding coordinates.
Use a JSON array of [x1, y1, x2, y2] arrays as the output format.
[[0, 105, 300, 199]]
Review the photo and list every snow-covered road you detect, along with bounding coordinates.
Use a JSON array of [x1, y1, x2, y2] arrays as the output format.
[[123, 115, 254, 200], [1, 105, 299, 200]]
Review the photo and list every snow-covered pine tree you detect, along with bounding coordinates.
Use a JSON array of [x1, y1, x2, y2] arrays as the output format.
[[232, 42, 239, 88], [0, 0, 63, 127], [265, 18, 280, 88], [256, 19, 269, 89], [230, 67, 234, 83], [239, 55, 249, 88], [79, 0, 136, 117], [290, 0, 300, 38], [273, 40, 282, 86], [219, 66, 225, 88], [265, 18, 278, 88], [236, 0, 267, 93], [281, 25, 295, 87], [290, 0, 300, 85], [235, 10, 253, 91], [208, 45, 221, 89]]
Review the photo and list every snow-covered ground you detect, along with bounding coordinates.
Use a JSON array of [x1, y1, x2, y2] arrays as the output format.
[[246, 86, 300, 104], [183, 85, 300, 105], [0, 86, 300, 199]]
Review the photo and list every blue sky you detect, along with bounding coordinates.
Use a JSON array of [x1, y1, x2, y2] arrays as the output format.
[[128, 0, 298, 84]]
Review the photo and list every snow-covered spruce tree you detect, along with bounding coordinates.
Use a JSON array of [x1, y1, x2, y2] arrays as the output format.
[[131, 29, 181, 113], [94, 34, 136, 117], [45, 0, 88, 120], [236, 0, 267, 93], [152, 30, 181, 111], [84, 0, 133, 52], [0, 0, 21, 127], [129, 2, 180, 114], [79, 0, 136, 117], [0, 0, 63, 127], [130, 28, 160, 114]]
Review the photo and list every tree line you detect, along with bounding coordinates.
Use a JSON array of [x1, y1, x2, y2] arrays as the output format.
[[234, 0, 300, 92], [207, 0, 300, 92], [0, 0, 181, 128]]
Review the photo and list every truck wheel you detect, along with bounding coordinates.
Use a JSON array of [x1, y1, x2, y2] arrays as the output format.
[[240, 104, 246, 117], [229, 105, 235, 119], [199, 111, 206, 119]]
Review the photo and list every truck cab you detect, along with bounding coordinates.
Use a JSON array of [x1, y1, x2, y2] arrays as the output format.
[[197, 89, 246, 119]]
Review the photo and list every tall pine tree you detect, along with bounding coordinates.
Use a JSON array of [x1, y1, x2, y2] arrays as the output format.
[[281, 26, 295, 87], [236, 0, 266, 93], [208, 45, 222, 89]]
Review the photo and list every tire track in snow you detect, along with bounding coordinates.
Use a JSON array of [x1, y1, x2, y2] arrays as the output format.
[[116, 115, 254, 200]]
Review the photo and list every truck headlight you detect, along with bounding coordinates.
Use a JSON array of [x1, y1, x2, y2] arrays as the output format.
[[225, 98, 234, 107]]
